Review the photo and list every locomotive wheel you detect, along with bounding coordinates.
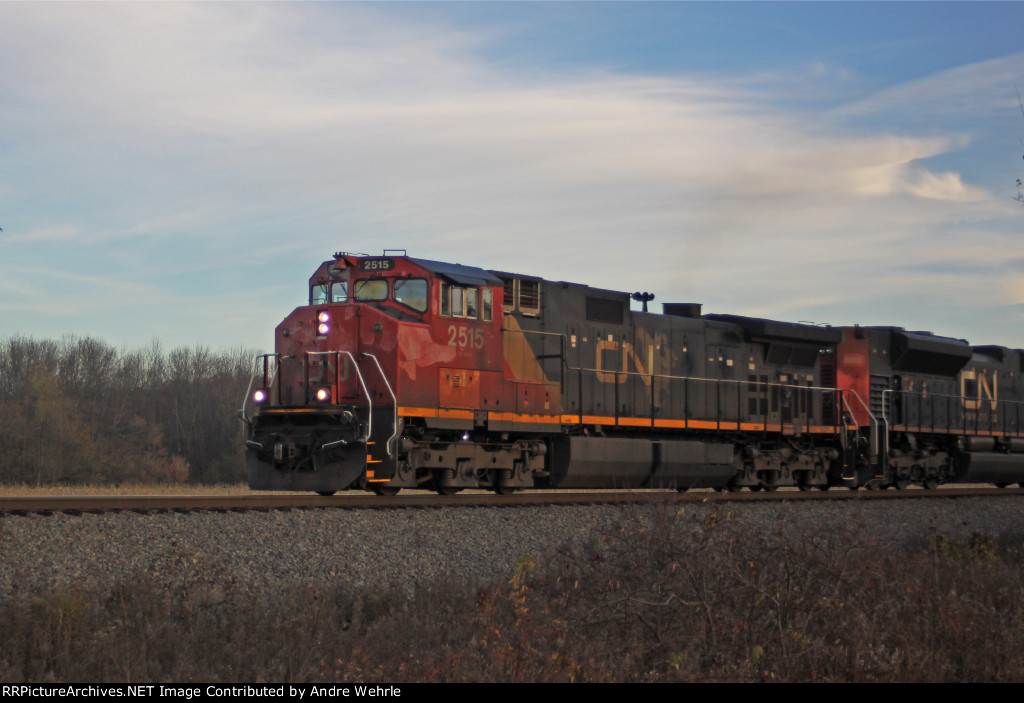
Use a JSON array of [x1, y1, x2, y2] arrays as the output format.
[[316, 491, 336, 496], [924, 477, 939, 490], [493, 485, 518, 496], [372, 485, 400, 496], [435, 485, 463, 496], [894, 477, 911, 490]]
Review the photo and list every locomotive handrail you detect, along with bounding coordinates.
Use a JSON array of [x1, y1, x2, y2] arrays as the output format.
[[245, 350, 395, 454], [502, 326, 568, 392], [501, 326, 566, 339], [881, 388, 1024, 438], [500, 327, 868, 436], [239, 357, 263, 425], [839, 389, 880, 457], [305, 351, 372, 445], [568, 365, 841, 393], [360, 352, 398, 457], [564, 363, 851, 431], [240, 353, 284, 425], [498, 325, 884, 449]]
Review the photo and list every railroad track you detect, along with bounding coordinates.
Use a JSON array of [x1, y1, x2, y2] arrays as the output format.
[[2, 486, 1021, 515]]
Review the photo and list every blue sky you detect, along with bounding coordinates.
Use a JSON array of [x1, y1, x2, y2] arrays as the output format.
[[1, 2, 1022, 352]]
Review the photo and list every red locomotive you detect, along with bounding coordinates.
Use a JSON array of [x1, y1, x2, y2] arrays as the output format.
[[241, 251, 1024, 493]]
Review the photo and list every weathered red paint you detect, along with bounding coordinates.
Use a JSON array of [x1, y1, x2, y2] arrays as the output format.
[[270, 253, 521, 419]]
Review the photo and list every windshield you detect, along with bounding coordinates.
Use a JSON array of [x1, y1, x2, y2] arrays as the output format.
[[311, 280, 350, 305], [394, 278, 428, 312], [317, 276, 429, 312], [353, 279, 388, 302], [331, 281, 349, 303]]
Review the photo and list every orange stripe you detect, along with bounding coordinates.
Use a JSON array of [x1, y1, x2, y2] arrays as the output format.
[[399, 406, 436, 417], [580, 415, 617, 425], [399, 406, 848, 435], [438, 409, 474, 420], [895, 426, 1015, 437], [653, 419, 687, 429], [488, 411, 561, 425], [618, 417, 651, 427], [397, 406, 474, 420]]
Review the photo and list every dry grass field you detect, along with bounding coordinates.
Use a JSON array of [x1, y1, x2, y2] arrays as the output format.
[[3, 499, 1024, 682]]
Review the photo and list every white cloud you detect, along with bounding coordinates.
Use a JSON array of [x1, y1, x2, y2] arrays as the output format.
[[1009, 280, 1024, 306], [835, 53, 1024, 121], [902, 170, 987, 202], [2, 224, 81, 244]]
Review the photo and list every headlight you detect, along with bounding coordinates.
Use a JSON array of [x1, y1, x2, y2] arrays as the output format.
[[253, 388, 267, 404], [317, 310, 330, 336], [315, 388, 330, 402]]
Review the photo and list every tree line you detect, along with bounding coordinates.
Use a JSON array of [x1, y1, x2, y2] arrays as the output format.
[[0, 336, 258, 486]]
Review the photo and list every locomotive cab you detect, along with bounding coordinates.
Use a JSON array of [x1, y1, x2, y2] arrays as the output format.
[[242, 252, 508, 494]]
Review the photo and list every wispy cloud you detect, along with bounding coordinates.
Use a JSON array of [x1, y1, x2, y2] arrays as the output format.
[[2, 224, 82, 245]]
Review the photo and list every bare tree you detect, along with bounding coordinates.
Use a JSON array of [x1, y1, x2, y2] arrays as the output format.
[[0, 336, 256, 486]]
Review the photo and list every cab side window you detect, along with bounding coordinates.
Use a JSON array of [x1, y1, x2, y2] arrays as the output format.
[[311, 283, 328, 306], [440, 281, 452, 316], [482, 289, 492, 322], [439, 281, 491, 320]]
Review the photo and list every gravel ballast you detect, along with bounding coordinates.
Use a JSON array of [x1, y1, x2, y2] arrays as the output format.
[[3, 496, 1024, 600]]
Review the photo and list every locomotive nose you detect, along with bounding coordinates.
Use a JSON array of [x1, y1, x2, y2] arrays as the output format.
[[248, 406, 368, 493]]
